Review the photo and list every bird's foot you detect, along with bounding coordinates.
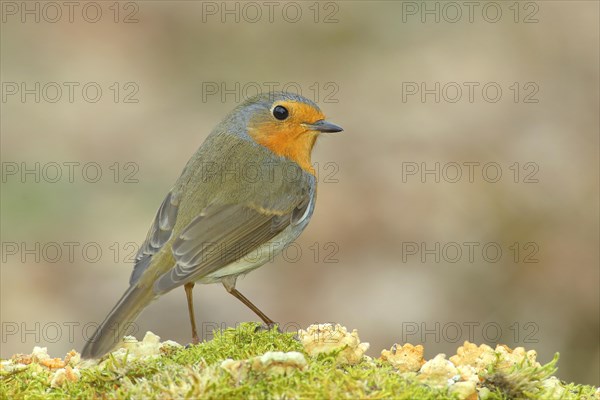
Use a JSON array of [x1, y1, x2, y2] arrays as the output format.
[[185, 336, 200, 349], [254, 321, 282, 333]]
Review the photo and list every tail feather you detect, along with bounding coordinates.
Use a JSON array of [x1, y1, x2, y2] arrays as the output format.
[[81, 285, 154, 359]]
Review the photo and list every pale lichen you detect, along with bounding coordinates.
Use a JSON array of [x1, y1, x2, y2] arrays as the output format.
[[380, 343, 426, 372], [417, 354, 459, 388], [50, 365, 81, 388], [297, 323, 369, 365], [100, 331, 183, 365], [221, 351, 307, 382]]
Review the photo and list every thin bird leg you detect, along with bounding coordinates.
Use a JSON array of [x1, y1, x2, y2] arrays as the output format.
[[184, 282, 200, 344], [225, 287, 275, 326]]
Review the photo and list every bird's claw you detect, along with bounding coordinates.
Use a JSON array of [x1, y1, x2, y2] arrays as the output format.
[[255, 322, 282, 333]]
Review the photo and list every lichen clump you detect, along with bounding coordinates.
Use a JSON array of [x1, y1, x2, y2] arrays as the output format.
[[221, 351, 307, 382], [103, 331, 183, 364], [1, 347, 81, 388], [380, 343, 426, 372], [297, 323, 370, 365], [378, 340, 571, 399]]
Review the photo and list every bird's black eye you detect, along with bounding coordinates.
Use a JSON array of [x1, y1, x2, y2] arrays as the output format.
[[272, 105, 289, 120]]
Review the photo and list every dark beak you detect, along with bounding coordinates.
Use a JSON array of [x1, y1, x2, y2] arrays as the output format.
[[305, 120, 344, 133]]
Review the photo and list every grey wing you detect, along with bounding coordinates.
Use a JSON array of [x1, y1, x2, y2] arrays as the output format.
[[152, 199, 308, 295], [130, 191, 180, 285]]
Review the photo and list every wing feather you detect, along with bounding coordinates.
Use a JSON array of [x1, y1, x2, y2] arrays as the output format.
[[129, 191, 179, 285], [152, 201, 305, 294]]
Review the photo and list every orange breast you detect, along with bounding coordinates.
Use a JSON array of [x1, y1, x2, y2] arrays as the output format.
[[251, 122, 318, 175]]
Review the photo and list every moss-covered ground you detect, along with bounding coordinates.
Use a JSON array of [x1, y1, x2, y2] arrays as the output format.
[[1, 323, 598, 399]]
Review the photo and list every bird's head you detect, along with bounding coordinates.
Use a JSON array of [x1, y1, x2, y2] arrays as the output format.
[[232, 92, 343, 174]]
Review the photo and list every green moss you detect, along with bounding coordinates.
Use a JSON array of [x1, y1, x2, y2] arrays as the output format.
[[480, 354, 598, 400], [1, 323, 598, 399]]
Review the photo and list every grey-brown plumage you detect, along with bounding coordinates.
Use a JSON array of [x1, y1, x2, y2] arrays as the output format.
[[81, 92, 341, 359]]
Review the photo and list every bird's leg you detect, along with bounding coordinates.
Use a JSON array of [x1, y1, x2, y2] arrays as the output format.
[[184, 282, 200, 344], [227, 287, 275, 325], [222, 277, 275, 326]]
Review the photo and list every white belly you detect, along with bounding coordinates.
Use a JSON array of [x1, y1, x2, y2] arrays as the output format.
[[199, 224, 302, 284]]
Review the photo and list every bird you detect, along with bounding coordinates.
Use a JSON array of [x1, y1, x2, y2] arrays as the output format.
[[81, 91, 343, 359]]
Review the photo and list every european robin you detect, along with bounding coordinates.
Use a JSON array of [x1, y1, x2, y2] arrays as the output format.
[[81, 92, 343, 359]]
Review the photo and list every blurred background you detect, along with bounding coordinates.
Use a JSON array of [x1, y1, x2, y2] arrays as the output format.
[[1, 0, 598, 386]]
